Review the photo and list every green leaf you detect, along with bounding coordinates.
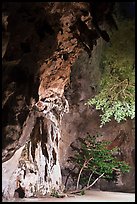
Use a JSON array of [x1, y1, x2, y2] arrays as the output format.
[[87, 19, 135, 127], [68, 133, 131, 189]]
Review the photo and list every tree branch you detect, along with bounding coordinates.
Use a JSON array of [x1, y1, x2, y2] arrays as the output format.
[[76, 157, 93, 189], [69, 173, 104, 195], [87, 171, 94, 187]]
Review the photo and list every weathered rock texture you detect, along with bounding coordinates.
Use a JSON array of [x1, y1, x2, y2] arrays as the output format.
[[2, 2, 135, 200], [60, 47, 135, 193]]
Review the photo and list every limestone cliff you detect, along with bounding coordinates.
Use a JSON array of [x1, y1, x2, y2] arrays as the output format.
[[2, 2, 135, 200]]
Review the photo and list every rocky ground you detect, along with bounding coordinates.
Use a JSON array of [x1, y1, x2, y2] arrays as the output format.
[[3, 190, 135, 202]]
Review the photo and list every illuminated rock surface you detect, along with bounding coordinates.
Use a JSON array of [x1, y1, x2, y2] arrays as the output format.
[[2, 2, 135, 201]]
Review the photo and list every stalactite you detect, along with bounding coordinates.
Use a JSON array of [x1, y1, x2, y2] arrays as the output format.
[[34, 95, 69, 194], [2, 95, 69, 199]]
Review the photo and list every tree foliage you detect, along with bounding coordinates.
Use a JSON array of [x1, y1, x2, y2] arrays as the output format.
[[87, 19, 135, 127], [68, 133, 130, 190]]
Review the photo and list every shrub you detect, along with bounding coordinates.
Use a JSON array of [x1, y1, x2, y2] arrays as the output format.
[[67, 133, 130, 190]]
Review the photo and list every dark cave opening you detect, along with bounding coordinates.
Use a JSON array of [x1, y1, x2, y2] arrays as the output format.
[[14, 185, 25, 198]]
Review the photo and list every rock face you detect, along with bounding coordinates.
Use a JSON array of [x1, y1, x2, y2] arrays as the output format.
[[59, 47, 135, 193], [2, 2, 135, 200]]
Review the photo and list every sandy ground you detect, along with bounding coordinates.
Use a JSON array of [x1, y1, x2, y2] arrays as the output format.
[[3, 190, 135, 202]]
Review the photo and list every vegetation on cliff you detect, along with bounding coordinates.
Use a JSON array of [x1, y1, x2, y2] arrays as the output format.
[[87, 19, 135, 127]]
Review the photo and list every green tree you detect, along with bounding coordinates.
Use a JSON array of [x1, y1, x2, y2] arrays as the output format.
[[67, 133, 130, 191], [87, 19, 135, 127]]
